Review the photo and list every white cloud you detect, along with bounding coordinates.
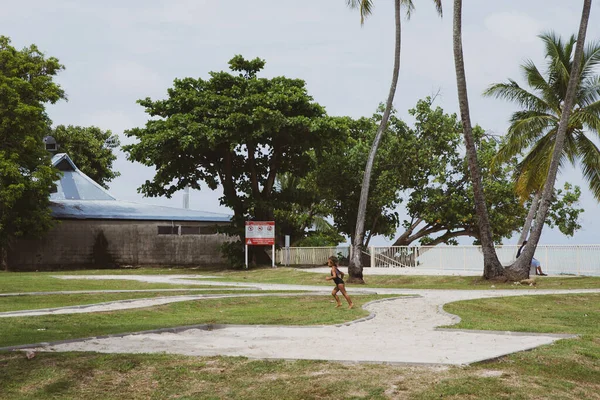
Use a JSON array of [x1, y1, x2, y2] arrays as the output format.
[[484, 12, 543, 43], [103, 61, 164, 93]]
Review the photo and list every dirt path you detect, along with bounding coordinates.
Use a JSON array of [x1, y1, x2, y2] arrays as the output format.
[[10, 274, 598, 366]]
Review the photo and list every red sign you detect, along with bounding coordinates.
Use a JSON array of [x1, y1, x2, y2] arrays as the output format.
[[245, 221, 275, 245]]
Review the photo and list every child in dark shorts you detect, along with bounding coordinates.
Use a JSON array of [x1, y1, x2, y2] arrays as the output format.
[[325, 256, 353, 309]]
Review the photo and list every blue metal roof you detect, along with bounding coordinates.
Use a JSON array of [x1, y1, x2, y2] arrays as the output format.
[[49, 153, 232, 222], [50, 154, 115, 201], [50, 200, 232, 222]]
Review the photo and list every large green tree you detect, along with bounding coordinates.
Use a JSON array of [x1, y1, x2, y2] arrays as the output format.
[[51, 125, 121, 188], [320, 99, 583, 249], [345, 0, 442, 282], [0, 37, 65, 270], [124, 55, 345, 265], [485, 32, 600, 245]]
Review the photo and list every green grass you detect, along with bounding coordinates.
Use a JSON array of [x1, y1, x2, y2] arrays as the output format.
[[443, 293, 600, 334], [201, 267, 600, 290], [411, 293, 600, 399], [8, 267, 600, 290], [0, 290, 282, 312], [0, 272, 231, 293], [0, 294, 389, 348], [1, 293, 598, 399]]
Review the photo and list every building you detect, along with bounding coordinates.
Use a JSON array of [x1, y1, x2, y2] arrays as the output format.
[[9, 154, 233, 270]]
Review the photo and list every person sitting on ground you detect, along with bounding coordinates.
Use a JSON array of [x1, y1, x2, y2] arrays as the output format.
[[325, 256, 353, 309], [516, 240, 547, 276]]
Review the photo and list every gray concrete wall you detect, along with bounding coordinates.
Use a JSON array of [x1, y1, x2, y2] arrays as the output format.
[[9, 219, 234, 271]]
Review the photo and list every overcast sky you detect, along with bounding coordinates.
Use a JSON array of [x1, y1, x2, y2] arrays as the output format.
[[3, 0, 599, 245]]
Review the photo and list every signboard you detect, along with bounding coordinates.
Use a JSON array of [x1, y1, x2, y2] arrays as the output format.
[[245, 221, 275, 245]]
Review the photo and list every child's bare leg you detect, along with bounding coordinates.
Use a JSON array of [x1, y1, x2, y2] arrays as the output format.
[[331, 288, 342, 307], [338, 285, 353, 309]]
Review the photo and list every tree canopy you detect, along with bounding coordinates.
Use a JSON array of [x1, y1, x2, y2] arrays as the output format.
[[485, 32, 600, 202], [51, 125, 121, 189], [0, 36, 65, 268], [124, 55, 346, 264]]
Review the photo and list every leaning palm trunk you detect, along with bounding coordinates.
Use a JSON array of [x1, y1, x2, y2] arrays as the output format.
[[516, 0, 593, 271], [517, 191, 540, 246], [452, 0, 504, 279], [349, 0, 402, 283]]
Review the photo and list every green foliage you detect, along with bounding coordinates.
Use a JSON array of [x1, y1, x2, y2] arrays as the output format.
[[51, 125, 120, 188], [0, 36, 65, 267], [124, 55, 345, 263], [546, 182, 583, 236], [394, 99, 583, 246], [485, 32, 600, 201], [314, 110, 413, 245]]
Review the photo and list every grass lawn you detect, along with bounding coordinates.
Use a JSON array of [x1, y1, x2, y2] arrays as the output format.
[[0, 294, 390, 348], [0, 290, 284, 313], [0, 272, 230, 293], [0, 293, 598, 399], [201, 267, 600, 290], [16, 267, 600, 290]]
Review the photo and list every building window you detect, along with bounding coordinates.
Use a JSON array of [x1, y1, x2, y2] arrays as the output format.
[[158, 226, 179, 235], [181, 226, 200, 235]]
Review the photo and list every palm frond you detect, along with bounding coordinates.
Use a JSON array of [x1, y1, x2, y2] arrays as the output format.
[[346, 0, 374, 25], [579, 39, 600, 82], [540, 32, 574, 98], [514, 131, 567, 198], [521, 61, 561, 109], [575, 133, 600, 201], [578, 75, 600, 106], [484, 80, 553, 113], [508, 111, 557, 139], [572, 102, 600, 135], [432, 0, 442, 16], [402, 0, 415, 19], [492, 111, 555, 167]]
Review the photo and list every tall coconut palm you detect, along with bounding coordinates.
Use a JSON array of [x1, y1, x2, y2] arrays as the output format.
[[485, 32, 600, 246], [452, 0, 504, 279], [520, 0, 593, 273], [346, 0, 442, 283]]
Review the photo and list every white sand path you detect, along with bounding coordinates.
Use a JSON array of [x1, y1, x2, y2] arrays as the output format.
[[8, 274, 598, 366]]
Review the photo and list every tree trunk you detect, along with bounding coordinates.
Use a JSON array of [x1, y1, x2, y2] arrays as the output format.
[[517, 0, 592, 271], [452, 0, 504, 279], [517, 192, 540, 246], [349, 0, 402, 283]]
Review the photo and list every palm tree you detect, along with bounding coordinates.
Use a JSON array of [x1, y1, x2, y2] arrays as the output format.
[[485, 32, 600, 246], [519, 0, 593, 274], [452, 0, 504, 279], [346, 0, 442, 283]]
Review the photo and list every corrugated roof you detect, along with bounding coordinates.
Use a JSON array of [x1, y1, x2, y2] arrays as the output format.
[[50, 200, 232, 222], [49, 153, 232, 222]]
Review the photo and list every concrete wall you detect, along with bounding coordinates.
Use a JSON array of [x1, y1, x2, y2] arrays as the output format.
[[9, 219, 234, 271]]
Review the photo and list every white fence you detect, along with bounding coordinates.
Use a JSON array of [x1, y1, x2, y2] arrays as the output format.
[[275, 246, 350, 266], [276, 245, 600, 276]]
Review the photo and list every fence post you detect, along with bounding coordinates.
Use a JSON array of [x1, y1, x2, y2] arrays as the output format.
[[370, 246, 375, 268], [463, 247, 466, 271], [576, 246, 581, 276]]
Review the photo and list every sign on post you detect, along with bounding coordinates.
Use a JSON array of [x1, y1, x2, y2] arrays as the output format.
[[245, 221, 275, 268]]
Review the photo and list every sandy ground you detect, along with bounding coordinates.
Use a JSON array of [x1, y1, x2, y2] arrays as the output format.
[[8, 274, 598, 366]]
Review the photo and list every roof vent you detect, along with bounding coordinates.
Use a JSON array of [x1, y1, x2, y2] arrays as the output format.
[[43, 136, 59, 153]]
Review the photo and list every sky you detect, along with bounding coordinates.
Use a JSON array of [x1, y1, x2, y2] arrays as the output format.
[[3, 0, 599, 245]]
